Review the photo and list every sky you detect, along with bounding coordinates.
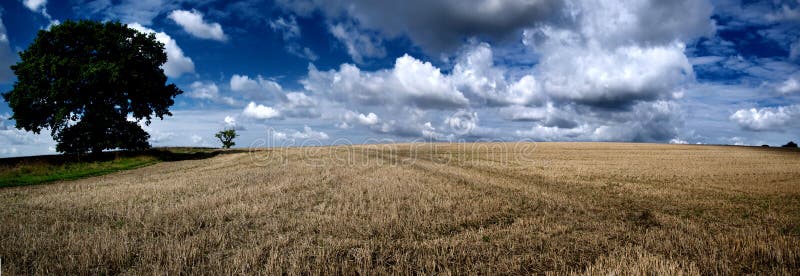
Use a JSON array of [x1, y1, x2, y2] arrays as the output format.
[[0, 0, 799, 157]]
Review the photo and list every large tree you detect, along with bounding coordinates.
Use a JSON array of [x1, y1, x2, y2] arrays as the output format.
[[2, 20, 182, 155]]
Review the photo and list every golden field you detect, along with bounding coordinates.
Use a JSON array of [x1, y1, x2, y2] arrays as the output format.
[[0, 142, 798, 274]]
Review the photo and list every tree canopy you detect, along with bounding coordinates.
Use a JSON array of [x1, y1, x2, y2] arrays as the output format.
[[2, 20, 182, 155], [215, 129, 237, 149]]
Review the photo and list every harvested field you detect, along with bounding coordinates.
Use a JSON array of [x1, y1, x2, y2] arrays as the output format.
[[0, 142, 798, 274]]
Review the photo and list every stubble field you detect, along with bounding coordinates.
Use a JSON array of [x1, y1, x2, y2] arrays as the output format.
[[0, 142, 798, 274]]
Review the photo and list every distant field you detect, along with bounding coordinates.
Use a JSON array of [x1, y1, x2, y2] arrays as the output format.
[[0, 142, 798, 274]]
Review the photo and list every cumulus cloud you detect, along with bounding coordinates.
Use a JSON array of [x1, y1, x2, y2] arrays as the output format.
[[188, 81, 219, 99], [280, 92, 320, 118], [299, 36, 694, 141], [777, 77, 800, 95], [730, 105, 800, 132], [188, 81, 237, 106], [224, 115, 236, 126], [230, 74, 320, 118], [343, 111, 380, 126], [0, 113, 56, 157], [356, 112, 379, 125], [0, 14, 15, 83], [445, 110, 478, 135], [278, 0, 715, 143], [535, 42, 694, 107], [512, 100, 683, 142], [168, 9, 227, 41], [223, 115, 245, 130], [451, 43, 544, 107], [23, 0, 47, 12], [575, 0, 715, 47], [127, 23, 195, 78], [293, 125, 329, 140], [304, 55, 469, 109], [669, 138, 689, 144], [230, 74, 285, 101], [242, 102, 281, 120], [271, 125, 329, 141]]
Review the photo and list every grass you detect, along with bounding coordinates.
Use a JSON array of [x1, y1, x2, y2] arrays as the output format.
[[0, 155, 159, 187], [0, 147, 223, 188], [0, 142, 798, 274]]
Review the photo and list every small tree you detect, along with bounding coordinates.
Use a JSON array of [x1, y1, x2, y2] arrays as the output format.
[[215, 129, 237, 149], [782, 141, 798, 148]]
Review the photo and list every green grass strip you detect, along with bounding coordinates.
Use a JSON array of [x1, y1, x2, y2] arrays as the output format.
[[0, 156, 161, 188]]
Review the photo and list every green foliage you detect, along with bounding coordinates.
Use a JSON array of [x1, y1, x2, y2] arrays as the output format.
[[0, 148, 223, 188], [0, 156, 159, 187], [215, 129, 237, 149], [1, 20, 183, 155]]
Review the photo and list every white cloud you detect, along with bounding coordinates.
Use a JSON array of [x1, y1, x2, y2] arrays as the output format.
[[127, 23, 195, 78], [224, 115, 236, 126], [242, 102, 281, 120], [291, 125, 329, 140], [0, 14, 15, 83], [286, 45, 318, 61], [530, 30, 695, 106], [188, 81, 219, 99], [451, 43, 544, 106], [190, 134, 203, 144], [230, 74, 261, 92], [304, 55, 469, 109], [23, 0, 47, 12], [728, 136, 748, 146], [576, 0, 715, 47], [230, 74, 285, 101], [444, 110, 478, 135], [230, 74, 320, 118], [328, 22, 386, 64], [280, 92, 320, 118], [271, 125, 329, 141], [343, 111, 380, 126], [188, 81, 236, 105], [512, 100, 683, 142], [0, 113, 57, 157], [777, 77, 800, 95], [730, 105, 800, 132], [269, 16, 318, 61], [766, 3, 800, 22], [669, 138, 689, 144], [356, 112, 379, 125], [269, 16, 300, 40], [168, 9, 227, 41], [75, 0, 179, 26]]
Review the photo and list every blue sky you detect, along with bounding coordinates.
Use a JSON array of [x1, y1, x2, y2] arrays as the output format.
[[0, 0, 799, 157]]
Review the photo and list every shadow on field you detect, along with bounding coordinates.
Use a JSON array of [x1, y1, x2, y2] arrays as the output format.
[[0, 147, 247, 167], [0, 148, 250, 188]]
